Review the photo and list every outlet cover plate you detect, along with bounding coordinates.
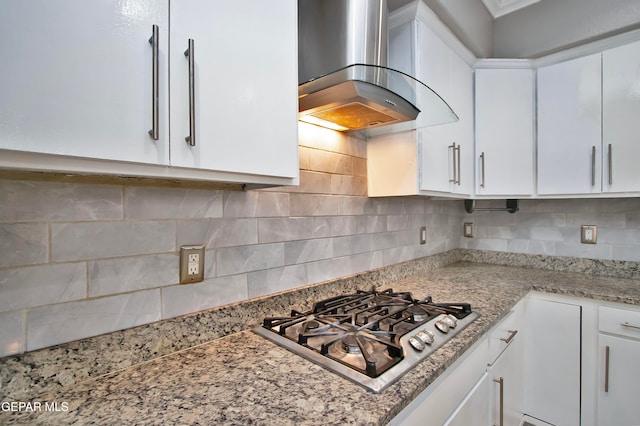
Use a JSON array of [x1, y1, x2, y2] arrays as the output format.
[[419, 226, 427, 245], [463, 222, 474, 238], [581, 225, 597, 244], [180, 245, 205, 284]]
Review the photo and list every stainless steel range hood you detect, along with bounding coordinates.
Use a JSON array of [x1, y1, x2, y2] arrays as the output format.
[[298, 0, 458, 135]]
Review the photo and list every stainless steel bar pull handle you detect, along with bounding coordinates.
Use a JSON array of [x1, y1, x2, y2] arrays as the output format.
[[621, 321, 640, 330], [500, 329, 518, 344], [480, 152, 486, 188], [494, 377, 504, 426], [148, 25, 159, 140], [608, 144, 613, 185], [604, 345, 610, 392], [591, 145, 596, 187], [184, 39, 196, 147], [449, 143, 457, 183], [456, 144, 461, 186]]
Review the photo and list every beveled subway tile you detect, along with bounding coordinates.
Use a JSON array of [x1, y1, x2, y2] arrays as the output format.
[[287, 171, 332, 194], [177, 218, 257, 249], [26, 289, 161, 351], [258, 217, 332, 243], [333, 234, 372, 257], [613, 245, 640, 262], [330, 175, 367, 196], [161, 275, 248, 319], [290, 194, 339, 216], [0, 223, 48, 267], [247, 265, 307, 298], [0, 310, 25, 357], [284, 238, 333, 265], [216, 243, 284, 276], [328, 215, 367, 236], [0, 180, 122, 222], [0, 263, 86, 311], [223, 191, 289, 218], [89, 254, 179, 297], [125, 187, 222, 220], [309, 150, 353, 175], [51, 221, 175, 262]]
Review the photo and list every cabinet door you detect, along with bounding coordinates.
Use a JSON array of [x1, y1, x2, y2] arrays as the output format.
[[0, 0, 169, 164], [416, 21, 473, 196], [602, 39, 640, 193], [169, 0, 298, 178], [475, 68, 534, 196], [490, 333, 524, 426], [598, 334, 640, 425], [524, 298, 581, 426], [537, 54, 602, 195], [444, 373, 490, 426]]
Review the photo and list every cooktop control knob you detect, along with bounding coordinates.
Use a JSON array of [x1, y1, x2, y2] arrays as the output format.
[[442, 314, 458, 329], [409, 336, 425, 351], [435, 320, 450, 334], [417, 330, 434, 345]]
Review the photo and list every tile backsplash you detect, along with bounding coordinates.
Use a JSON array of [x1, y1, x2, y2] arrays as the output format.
[[2, 123, 640, 357], [459, 198, 640, 262], [0, 123, 460, 357]]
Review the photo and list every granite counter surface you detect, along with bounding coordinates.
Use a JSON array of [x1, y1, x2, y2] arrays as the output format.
[[2, 261, 640, 425]]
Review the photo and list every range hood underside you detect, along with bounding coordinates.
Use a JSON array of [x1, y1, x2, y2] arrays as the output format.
[[298, 80, 420, 131]]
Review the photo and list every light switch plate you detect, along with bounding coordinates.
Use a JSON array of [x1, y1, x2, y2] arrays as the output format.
[[463, 222, 474, 238], [581, 225, 597, 244], [419, 226, 427, 245]]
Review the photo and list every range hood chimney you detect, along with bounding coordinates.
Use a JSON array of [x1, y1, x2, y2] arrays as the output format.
[[298, 0, 458, 134]]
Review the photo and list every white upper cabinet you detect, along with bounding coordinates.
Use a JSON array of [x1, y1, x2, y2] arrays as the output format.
[[169, 0, 298, 180], [602, 39, 640, 193], [367, 7, 474, 198], [0, 0, 170, 165], [0, 0, 298, 186], [537, 54, 602, 195], [417, 23, 474, 196], [475, 66, 535, 196]]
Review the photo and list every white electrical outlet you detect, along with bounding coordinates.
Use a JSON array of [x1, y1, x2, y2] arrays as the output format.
[[463, 222, 474, 238], [180, 245, 205, 284], [581, 225, 597, 244]]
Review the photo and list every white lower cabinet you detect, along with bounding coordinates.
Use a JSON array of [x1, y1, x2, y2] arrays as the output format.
[[523, 294, 583, 426], [488, 307, 524, 426], [597, 306, 640, 425], [444, 372, 490, 426], [391, 294, 640, 426], [388, 336, 489, 426]]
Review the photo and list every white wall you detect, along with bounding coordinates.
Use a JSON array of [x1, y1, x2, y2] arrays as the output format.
[[493, 0, 640, 58]]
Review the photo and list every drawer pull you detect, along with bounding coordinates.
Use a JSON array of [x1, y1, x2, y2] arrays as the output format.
[[604, 345, 610, 393], [500, 329, 518, 344], [184, 38, 196, 147], [148, 24, 159, 140], [493, 377, 504, 426], [621, 322, 640, 330]]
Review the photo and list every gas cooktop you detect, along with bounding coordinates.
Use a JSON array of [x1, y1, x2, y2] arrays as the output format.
[[253, 288, 478, 393]]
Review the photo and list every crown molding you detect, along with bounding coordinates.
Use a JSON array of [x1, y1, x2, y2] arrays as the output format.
[[389, 0, 477, 66]]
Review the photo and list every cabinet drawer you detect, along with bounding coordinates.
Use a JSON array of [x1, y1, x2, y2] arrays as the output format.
[[599, 305, 640, 339], [488, 308, 521, 366]]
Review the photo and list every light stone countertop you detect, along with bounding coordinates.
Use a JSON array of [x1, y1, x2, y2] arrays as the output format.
[[2, 261, 640, 425]]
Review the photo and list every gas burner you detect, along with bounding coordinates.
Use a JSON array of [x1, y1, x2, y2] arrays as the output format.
[[406, 304, 430, 322], [255, 288, 478, 393], [341, 335, 362, 354]]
